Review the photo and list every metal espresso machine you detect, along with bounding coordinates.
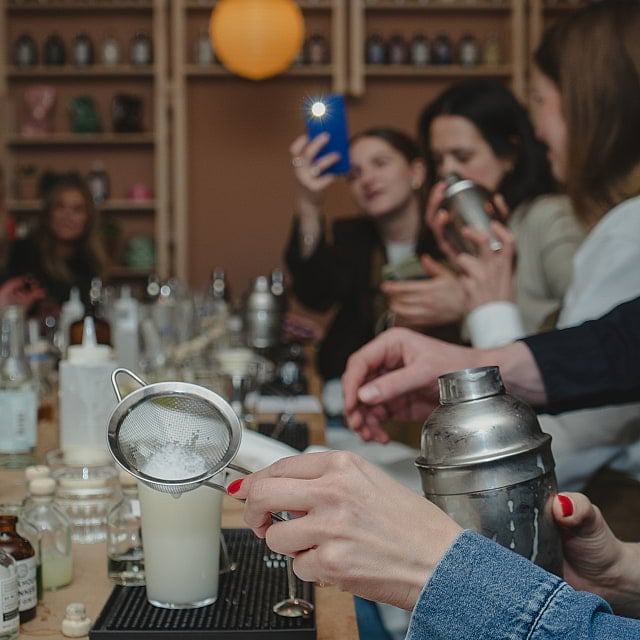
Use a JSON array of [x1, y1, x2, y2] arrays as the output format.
[[415, 366, 563, 575]]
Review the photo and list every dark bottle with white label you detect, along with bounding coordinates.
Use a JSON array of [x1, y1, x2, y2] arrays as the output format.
[[0, 515, 37, 623], [0, 548, 19, 639]]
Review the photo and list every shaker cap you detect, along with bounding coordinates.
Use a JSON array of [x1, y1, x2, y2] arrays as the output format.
[[443, 172, 475, 198], [438, 366, 503, 404]]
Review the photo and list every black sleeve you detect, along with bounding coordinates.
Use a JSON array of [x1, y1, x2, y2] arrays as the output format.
[[521, 296, 640, 413]]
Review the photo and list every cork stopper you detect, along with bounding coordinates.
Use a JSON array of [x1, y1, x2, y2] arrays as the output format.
[[25, 465, 51, 482], [29, 477, 56, 497]]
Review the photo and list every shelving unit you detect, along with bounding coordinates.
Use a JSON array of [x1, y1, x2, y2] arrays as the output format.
[[350, 0, 526, 99], [0, 0, 170, 284], [0, 0, 583, 293]]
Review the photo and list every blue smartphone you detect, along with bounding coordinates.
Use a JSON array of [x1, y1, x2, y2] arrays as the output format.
[[304, 94, 351, 175]]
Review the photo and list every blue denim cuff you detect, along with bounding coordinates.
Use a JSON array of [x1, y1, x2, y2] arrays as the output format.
[[406, 530, 616, 640]]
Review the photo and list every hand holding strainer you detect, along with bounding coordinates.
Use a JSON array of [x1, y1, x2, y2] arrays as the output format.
[[108, 369, 311, 618], [108, 368, 279, 512]]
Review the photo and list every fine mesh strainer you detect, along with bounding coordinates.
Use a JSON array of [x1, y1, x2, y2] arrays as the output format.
[[107, 368, 246, 496]]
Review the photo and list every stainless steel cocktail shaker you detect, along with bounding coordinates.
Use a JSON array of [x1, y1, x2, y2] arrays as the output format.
[[442, 173, 502, 253], [415, 366, 563, 575], [242, 272, 287, 349]]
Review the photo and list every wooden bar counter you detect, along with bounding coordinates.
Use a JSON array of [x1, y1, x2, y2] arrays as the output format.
[[0, 470, 358, 640]]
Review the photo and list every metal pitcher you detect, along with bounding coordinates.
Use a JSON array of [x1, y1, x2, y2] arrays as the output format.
[[415, 366, 563, 575]]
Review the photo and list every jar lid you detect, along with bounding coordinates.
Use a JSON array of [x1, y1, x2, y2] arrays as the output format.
[[25, 465, 51, 482], [29, 477, 56, 496]]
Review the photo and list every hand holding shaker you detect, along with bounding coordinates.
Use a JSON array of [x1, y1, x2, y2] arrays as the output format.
[[441, 173, 502, 254], [415, 366, 563, 576]]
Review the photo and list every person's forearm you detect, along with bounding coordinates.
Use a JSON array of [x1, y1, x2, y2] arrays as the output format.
[[407, 531, 637, 640], [295, 192, 322, 258], [475, 340, 549, 407]]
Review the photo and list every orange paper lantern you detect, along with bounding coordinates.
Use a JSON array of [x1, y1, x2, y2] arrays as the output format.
[[210, 0, 305, 81]]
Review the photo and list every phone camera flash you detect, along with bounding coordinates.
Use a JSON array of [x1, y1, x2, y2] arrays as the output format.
[[311, 101, 327, 118]]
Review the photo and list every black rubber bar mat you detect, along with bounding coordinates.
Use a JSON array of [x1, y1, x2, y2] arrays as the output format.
[[90, 528, 316, 639]]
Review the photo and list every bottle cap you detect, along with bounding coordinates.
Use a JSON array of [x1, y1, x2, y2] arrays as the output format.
[[62, 602, 92, 637], [67, 317, 112, 363], [25, 465, 51, 482], [29, 477, 56, 496]]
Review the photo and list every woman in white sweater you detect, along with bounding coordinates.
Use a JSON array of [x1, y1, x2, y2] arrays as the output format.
[[436, 10, 640, 491]]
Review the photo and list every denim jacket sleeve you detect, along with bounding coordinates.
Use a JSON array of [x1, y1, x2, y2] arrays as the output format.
[[406, 530, 639, 640]]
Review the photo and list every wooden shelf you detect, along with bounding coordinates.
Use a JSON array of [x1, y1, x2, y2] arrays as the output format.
[[8, 199, 156, 212], [8, 1, 153, 11], [365, 63, 512, 77], [8, 65, 155, 79], [186, 0, 333, 9], [542, 1, 587, 10], [7, 133, 156, 146], [185, 63, 333, 77], [362, 0, 512, 11]]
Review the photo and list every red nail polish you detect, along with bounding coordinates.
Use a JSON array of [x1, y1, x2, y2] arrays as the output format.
[[558, 495, 573, 517], [227, 478, 244, 495]]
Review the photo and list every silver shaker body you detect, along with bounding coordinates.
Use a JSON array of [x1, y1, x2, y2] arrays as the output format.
[[243, 274, 286, 349], [442, 173, 502, 253], [415, 366, 563, 576]]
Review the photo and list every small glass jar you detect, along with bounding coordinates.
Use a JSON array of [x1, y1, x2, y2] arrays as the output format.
[[388, 34, 409, 65], [47, 449, 120, 544], [366, 33, 387, 65], [458, 33, 480, 66], [194, 28, 215, 65], [72, 32, 94, 67], [130, 32, 153, 66], [107, 471, 145, 586], [411, 34, 430, 66], [22, 478, 73, 591], [101, 33, 121, 66]]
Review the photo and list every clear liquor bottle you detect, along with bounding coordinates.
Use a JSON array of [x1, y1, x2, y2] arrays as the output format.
[[0, 306, 38, 469], [22, 478, 73, 591], [107, 471, 144, 586]]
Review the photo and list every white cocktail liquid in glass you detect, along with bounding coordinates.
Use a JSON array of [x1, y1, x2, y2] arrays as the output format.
[[137, 446, 222, 609]]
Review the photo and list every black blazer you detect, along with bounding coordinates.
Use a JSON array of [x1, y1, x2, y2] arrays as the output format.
[[285, 215, 442, 381]]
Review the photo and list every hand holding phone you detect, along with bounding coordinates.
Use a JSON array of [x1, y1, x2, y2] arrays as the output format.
[[303, 94, 351, 175]]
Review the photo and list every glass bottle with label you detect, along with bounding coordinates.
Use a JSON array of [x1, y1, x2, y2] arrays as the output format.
[[0, 504, 42, 603], [0, 549, 19, 640], [107, 471, 144, 586], [22, 478, 73, 591], [0, 306, 38, 469], [0, 515, 37, 623]]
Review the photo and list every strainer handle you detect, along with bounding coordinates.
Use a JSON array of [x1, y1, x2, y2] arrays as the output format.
[[111, 367, 148, 402]]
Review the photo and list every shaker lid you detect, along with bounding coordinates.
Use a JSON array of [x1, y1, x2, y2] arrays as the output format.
[[443, 173, 475, 198], [438, 366, 503, 404]]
